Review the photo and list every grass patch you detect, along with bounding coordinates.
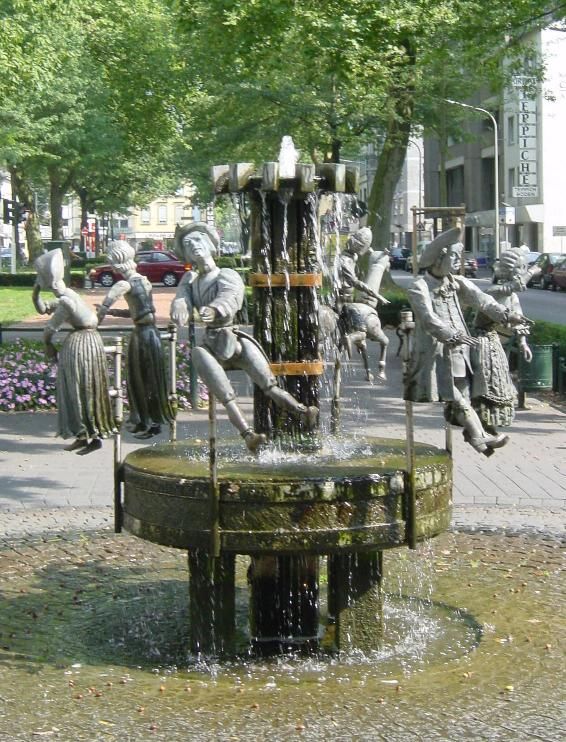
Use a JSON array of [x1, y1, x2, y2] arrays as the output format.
[[0, 287, 36, 324]]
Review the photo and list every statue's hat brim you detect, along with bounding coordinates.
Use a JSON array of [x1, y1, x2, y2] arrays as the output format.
[[419, 227, 462, 268], [174, 222, 220, 257]]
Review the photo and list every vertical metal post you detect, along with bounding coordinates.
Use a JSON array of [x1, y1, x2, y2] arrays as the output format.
[[189, 317, 199, 411], [411, 206, 418, 277], [330, 358, 341, 435], [110, 336, 124, 533], [208, 393, 220, 558], [400, 310, 417, 549], [168, 323, 178, 442]]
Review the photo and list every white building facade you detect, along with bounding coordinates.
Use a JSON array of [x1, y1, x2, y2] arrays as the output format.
[[425, 25, 566, 262]]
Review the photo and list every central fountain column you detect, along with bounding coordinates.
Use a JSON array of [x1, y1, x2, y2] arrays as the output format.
[[215, 161, 384, 652]]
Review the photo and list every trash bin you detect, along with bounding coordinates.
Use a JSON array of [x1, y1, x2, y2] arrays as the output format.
[[518, 344, 555, 392]]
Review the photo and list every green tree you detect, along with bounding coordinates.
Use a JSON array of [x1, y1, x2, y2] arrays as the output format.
[[173, 0, 557, 245], [0, 0, 188, 258]]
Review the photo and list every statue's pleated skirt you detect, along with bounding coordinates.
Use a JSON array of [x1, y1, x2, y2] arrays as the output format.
[[126, 324, 174, 428], [56, 329, 115, 440]]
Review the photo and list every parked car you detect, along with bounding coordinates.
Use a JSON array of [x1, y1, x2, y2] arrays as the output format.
[[464, 256, 478, 278], [389, 247, 410, 270], [549, 256, 566, 291], [527, 252, 564, 289], [89, 250, 188, 288]]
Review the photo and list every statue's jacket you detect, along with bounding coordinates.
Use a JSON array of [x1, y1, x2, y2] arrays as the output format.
[[404, 272, 509, 403], [179, 267, 245, 361]]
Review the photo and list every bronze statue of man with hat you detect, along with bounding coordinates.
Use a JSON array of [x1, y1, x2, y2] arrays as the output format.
[[404, 227, 526, 456], [170, 222, 318, 452]]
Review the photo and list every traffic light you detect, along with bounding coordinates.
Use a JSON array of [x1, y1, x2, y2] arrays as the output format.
[[2, 199, 27, 224], [2, 199, 14, 225], [15, 202, 27, 223]]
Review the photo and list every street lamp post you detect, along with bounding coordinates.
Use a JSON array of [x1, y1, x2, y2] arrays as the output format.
[[444, 99, 500, 260], [408, 139, 423, 213]]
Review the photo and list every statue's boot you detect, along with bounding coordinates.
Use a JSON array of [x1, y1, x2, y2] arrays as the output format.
[[134, 424, 162, 440], [76, 438, 102, 455], [266, 387, 319, 430], [241, 430, 268, 453], [457, 407, 509, 457], [225, 400, 267, 453], [127, 421, 145, 433], [64, 437, 88, 452]]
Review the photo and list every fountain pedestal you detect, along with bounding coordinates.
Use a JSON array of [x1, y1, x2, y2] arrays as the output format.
[[121, 437, 452, 653]]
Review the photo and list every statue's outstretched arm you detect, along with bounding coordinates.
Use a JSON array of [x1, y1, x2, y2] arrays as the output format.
[[170, 272, 194, 326], [97, 280, 130, 323]]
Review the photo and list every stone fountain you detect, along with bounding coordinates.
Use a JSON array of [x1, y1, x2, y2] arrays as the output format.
[[116, 157, 453, 656]]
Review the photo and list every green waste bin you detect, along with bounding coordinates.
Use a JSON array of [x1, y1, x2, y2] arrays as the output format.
[[518, 344, 555, 392]]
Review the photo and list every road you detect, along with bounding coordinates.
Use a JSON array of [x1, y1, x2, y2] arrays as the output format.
[[390, 269, 566, 325]]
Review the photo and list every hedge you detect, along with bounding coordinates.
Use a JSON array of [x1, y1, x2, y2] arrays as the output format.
[[0, 271, 85, 288]]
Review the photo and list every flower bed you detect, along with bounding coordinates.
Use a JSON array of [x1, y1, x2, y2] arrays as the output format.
[[0, 339, 206, 413]]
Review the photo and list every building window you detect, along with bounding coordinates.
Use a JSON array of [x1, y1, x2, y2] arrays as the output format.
[[508, 167, 516, 193], [141, 208, 150, 224], [158, 205, 167, 224], [480, 157, 495, 211], [446, 165, 464, 206], [174, 205, 184, 224], [508, 116, 515, 145]]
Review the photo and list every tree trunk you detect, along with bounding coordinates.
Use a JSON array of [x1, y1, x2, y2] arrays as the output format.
[[48, 166, 72, 240], [9, 166, 43, 262], [366, 127, 410, 251], [77, 185, 89, 252], [366, 38, 416, 251]]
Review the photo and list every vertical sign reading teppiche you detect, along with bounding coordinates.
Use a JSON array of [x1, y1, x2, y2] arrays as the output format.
[[514, 77, 538, 198]]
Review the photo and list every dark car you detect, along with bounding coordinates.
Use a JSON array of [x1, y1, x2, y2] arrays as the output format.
[[90, 250, 189, 288], [550, 256, 566, 291], [389, 247, 410, 270], [527, 253, 564, 289], [464, 256, 478, 278]]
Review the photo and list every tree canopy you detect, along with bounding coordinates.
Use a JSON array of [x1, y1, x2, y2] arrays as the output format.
[[0, 0, 562, 256]]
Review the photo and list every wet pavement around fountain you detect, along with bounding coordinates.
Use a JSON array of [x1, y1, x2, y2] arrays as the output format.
[[0, 289, 564, 740]]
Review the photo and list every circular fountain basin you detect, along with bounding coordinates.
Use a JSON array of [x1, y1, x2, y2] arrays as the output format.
[[121, 437, 452, 553]]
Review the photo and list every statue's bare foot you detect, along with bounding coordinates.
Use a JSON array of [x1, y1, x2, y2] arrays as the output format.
[[242, 431, 267, 453], [76, 438, 102, 455], [366, 371, 375, 383], [64, 438, 88, 452]]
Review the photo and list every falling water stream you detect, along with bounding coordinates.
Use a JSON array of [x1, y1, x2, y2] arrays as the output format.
[[0, 527, 562, 740]]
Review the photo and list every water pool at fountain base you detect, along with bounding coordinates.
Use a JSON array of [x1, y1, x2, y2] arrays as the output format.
[[0, 527, 562, 741]]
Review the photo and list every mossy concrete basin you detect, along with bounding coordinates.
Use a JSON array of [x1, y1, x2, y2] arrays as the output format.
[[121, 437, 452, 554]]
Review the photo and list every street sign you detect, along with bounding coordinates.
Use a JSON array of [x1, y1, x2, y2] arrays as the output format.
[[499, 206, 515, 225], [512, 75, 537, 88], [552, 226, 566, 237], [512, 186, 538, 198]]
